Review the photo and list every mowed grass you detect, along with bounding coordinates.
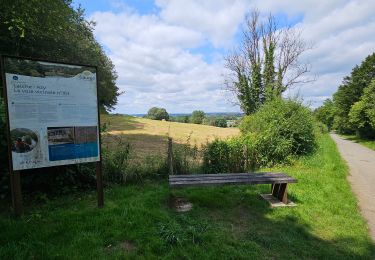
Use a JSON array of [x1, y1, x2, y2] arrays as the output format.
[[101, 114, 239, 157], [0, 134, 374, 259], [340, 134, 375, 151]]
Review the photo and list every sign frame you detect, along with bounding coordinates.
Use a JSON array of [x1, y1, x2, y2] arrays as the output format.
[[0, 55, 104, 215]]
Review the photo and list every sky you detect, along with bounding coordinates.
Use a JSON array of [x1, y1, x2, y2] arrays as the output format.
[[73, 0, 375, 114]]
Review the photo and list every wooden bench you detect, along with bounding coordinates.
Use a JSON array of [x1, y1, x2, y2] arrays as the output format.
[[169, 172, 297, 204]]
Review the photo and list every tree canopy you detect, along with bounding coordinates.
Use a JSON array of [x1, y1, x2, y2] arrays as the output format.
[[0, 0, 119, 110], [146, 107, 169, 121], [332, 53, 375, 134], [316, 52, 375, 139], [190, 110, 205, 124]]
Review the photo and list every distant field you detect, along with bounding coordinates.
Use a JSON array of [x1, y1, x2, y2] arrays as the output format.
[[100, 114, 240, 157]]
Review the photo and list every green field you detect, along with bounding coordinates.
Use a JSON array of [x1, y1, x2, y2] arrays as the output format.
[[0, 131, 374, 259]]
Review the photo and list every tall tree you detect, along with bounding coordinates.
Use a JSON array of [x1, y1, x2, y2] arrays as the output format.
[[348, 80, 375, 138], [333, 53, 375, 134], [225, 9, 312, 115]]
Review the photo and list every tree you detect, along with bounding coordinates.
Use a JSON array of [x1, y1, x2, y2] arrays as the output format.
[[225, 9, 312, 115], [0, 0, 119, 110], [314, 99, 335, 130], [214, 118, 227, 128], [190, 110, 205, 124], [146, 107, 169, 121], [333, 53, 375, 134], [348, 80, 375, 138]]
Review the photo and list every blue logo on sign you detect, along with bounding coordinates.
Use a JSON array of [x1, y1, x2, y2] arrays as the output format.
[[13, 76, 18, 80]]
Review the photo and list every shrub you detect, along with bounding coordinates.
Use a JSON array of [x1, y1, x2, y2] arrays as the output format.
[[240, 98, 316, 157], [202, 99, 316, 173]]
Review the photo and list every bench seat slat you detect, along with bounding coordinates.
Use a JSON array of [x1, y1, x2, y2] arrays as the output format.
[[170, 172, 287, 178], [169, 173, 290, 181], [169, 172, 297, 188]]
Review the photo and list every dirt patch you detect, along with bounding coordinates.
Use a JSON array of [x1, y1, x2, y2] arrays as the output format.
[[169, 197, 193, 212]]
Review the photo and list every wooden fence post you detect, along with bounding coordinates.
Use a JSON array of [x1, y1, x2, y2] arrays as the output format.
[[167, 137, 174, 175]]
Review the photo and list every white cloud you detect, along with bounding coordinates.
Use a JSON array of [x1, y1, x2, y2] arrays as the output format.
[[90, 0, 375, 113], [155, 0, 249, 47]]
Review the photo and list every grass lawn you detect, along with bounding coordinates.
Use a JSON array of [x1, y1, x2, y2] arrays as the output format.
[[0, 134, 374, 259], [101, 114, 239, 158], [340, 134, 375, 151]]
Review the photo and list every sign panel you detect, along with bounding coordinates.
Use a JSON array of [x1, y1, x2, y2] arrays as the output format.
[[2, 56, 100, 170]]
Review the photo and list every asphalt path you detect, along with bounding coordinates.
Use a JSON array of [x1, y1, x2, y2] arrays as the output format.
[[331, 133, 375, 241]]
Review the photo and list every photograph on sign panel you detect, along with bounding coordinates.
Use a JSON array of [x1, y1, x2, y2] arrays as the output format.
[[10, 128, 38, 153], [47, 126, 98, 161]]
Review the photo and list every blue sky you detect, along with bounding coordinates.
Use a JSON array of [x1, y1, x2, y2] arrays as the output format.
[[72, 0, 375, 114]]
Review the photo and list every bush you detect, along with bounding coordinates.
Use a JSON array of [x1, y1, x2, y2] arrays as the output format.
[[203, 99, 317, 173], [240, 98, 316, 156]]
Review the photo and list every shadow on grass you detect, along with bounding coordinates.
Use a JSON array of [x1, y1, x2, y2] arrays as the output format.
[[103, 132, 198, 159], [170, 185, 375, 259], [102, 114, 146, 131], [0, 182, 374, 259]]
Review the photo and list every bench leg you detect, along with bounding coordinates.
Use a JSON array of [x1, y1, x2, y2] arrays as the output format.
[[272, 184, 280, 197], [271, 183, 288, 204]]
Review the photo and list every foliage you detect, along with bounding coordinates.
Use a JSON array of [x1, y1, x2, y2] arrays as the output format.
[[203, 99, 316, 171], [190, 110, 205, 124], [202, 136, 256, 173], [0, 0, 119, 110], [348, 83, 375, 138], [314, 99, 335, 130], [213, 118, 227, 128], [170, 115, 189, 123], [171, 136, 200, 175], [241, 98, 316, 166], [332, 52, 375, 134], [225, 10, 311, 114], [146, 107, 169, 121], [102, 136, 131, 184]]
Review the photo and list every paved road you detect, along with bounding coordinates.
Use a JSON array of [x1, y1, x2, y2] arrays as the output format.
[[331, 133, 375, 241]]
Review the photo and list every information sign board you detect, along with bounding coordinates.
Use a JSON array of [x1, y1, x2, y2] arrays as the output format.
[[2, 56, 101, 170]]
